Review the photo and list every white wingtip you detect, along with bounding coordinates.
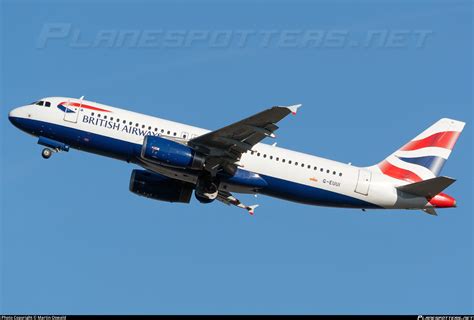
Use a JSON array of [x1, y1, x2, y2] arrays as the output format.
[[248, 204, 259, 215], [286, 104, 302, 115]]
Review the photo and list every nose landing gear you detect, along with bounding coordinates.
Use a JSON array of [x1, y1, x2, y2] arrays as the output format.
[[41, 148, 53, 159], [37, 137, 70, 160]]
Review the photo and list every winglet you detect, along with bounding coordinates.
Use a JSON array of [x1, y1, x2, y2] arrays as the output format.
[[247, 204, 259, 215], [285, 104, 302, 115]]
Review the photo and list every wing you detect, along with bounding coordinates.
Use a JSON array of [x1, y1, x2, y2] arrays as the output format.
[[217, 191, 259, 215], [188, 104, 301, 173]]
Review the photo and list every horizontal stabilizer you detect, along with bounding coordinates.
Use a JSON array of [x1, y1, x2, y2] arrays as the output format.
[[397, 176, 456, 198], [422, 207, 438, 216]]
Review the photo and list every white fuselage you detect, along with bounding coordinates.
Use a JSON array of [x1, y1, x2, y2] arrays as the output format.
[[8, 97, 435, 211]]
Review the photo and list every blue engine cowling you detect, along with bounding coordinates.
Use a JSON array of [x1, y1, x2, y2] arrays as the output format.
[[129, 169, 193, 203], [141, 136, 205, 169]]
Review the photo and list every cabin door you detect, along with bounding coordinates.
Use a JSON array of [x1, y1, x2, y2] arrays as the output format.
[[355, 169, 372, 196], [63, 100, 81, 123]]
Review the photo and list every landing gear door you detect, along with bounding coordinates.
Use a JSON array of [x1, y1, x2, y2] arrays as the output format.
[[355, 169, 371, 196], [64, 100, 80, 123]]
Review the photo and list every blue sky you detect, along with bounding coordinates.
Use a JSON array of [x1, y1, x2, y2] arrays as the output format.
[[1, 0, 472, 315]]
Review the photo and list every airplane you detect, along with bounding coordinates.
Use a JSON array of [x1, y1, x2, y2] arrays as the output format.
[[8, 96, 466, 216]]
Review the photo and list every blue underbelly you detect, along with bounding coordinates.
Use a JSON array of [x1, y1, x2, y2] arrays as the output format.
[[259, 175, 379, 208]]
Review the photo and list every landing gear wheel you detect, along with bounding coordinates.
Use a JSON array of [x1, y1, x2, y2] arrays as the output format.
[[195, 175, 219, 203], [41, 148, 53, 159]]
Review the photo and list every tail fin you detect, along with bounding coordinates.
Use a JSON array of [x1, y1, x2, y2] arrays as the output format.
[[374, 118, 465, 182]]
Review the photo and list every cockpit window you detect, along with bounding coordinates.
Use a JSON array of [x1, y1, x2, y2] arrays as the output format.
[[33, 100, 50, 107]]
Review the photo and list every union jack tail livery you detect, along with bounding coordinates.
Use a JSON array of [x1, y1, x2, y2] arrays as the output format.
[[375, 118, 465, 183]]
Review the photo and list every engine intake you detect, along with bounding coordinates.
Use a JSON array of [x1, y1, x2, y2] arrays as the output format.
[[129, 169, 193, 203], [141, 136, 205, 169]]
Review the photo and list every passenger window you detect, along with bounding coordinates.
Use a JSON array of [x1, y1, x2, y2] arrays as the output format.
[[129, 121, 132, 125], [91, 112, 95, 116], [289, 160, 292, 164], [276, 157, 279, 161], [327, 169, 330, 173], [333, 171, 336, 175], [295, 162, 298, 166], [320, 168, 324, 172], [314, 166, 317, 170], [302, 163, 305, 167], [148, 126, 151, 130], [136, 123, 139, 127], [270, 155, 273, 160], [141, 124, 145, 129], [97, 114, 101, 118], [257, 153, 261, 157], [263, 154, 267, 158], [104, 115, 107, 120], [339, 173, 343, 177], [282, 159, 286, 163], [307, 165, 310, 169], [116, 118, 120, 122], [110, 117, 113, 121]]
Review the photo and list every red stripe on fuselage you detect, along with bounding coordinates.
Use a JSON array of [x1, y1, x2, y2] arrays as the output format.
[[59, 101, 111, 113], [401, 131, 460, 151], [378, 160, 422, 183]]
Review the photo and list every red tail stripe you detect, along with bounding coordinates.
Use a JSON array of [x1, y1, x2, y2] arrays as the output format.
[[401, 131, 460, 151], [59, 101, 111, 113], [378, 160, 422, 183]]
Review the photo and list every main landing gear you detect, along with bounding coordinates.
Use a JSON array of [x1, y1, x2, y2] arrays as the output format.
[[41, 148, 53, 159], [195, 175, 219, 204]]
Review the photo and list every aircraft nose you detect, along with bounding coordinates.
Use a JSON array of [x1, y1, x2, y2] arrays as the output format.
[[8, 107, 23, 128]]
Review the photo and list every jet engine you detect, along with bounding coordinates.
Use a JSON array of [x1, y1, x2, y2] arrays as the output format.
[[129, 169, 193, 203], [141, 136, 205, 170]]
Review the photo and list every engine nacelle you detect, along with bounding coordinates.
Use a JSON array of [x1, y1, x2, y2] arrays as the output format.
[[129, 169, 193, 203], [141, 136, 205, 169]]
